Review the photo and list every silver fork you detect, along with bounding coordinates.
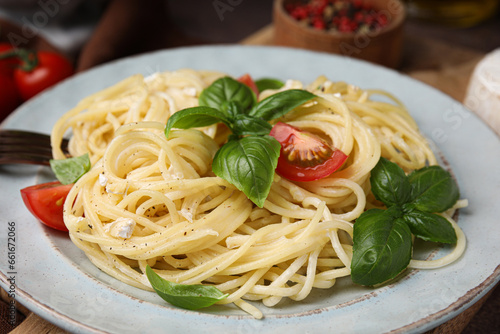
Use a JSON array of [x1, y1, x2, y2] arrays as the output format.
[[0, 130, 70, 166]]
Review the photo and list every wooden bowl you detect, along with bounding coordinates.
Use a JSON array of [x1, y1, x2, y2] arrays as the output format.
[[273, 0, 406, 68]]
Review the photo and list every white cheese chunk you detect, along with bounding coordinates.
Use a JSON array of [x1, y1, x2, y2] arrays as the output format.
[[104, 218, 136, 239], [99, 173, 108, 187]]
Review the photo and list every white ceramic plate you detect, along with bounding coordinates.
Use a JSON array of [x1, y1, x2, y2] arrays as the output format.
[[1, 45, 499, 334]]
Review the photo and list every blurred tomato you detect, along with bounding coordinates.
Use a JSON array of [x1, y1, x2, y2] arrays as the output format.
[[0, 73, 21, 121], [14, 51, 74, 100], [0, 43, 19, 76]]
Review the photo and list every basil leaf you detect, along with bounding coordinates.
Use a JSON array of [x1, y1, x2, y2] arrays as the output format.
[[248, 89, 316, 121], [146, 266, 228, 310], [255, 78, 284, 92], [199, 77, 256, 112], [221, 100, 243, 120], [165, 106, 231, 138], [351, 209, 412, 286], [212, 135, 280, 207], [408, 165, 459, 213], [231, 114, 272, 136], [50, 154, 91, 185], [370, 157, 412, 207], [385, 204, 403, 219], [402, 210, 457, 244]]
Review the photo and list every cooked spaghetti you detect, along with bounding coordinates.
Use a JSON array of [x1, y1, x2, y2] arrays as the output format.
[[52, 70, 466, 318]]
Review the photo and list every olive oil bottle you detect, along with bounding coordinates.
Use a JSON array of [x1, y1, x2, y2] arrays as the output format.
[[404, 0, 499, 27]]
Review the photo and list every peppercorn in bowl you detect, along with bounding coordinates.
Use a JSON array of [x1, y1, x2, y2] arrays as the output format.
[[273, 0, 406, 68]]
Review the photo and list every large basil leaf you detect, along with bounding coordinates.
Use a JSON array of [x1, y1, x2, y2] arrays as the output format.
[[146, 266, 228, 310], [351, 209, 412, 286], [231, 114, 272, 136], [248, 89, 316, 121], [402, 210, 457, 243], [50, 153, 91, 185], [212, 135, 280, 207], [199, 77, 256, 112], [165, 106, 231, 138], [408, 165, 459, 213], [370, 157, 412, 207]]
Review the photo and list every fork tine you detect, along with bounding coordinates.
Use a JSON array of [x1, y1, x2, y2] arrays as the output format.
[[0, 130, 52, 145], [0, 144, 53, 154], [0, 153, 53, 165], [0, 129, 54, 140], [0, 130, 53, 147], [0, 130, 69, 151], [0, 130, 70, 165]]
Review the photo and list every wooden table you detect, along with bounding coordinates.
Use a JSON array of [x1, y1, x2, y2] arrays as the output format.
[[1, 20, 499, 334]]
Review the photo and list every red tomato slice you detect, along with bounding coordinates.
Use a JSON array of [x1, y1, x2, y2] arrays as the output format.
[[20, 181, 72, 231], [237, 73, 259, 97], [14, 51, 74, 100], [270, 122, 348, 182]]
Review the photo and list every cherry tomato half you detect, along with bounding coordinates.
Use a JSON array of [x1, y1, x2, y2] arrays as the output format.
[[20, 181, 73, 231], [237, 73, 259, 97], [270, 122, 348, 182], [14, 51, 74, 100]]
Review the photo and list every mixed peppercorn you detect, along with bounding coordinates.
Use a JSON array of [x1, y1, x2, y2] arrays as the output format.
[[285, 0, 390, 33]]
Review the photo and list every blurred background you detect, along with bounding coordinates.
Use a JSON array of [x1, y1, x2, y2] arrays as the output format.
[[0, 0, 499, 71], [0, 0, 499, 116], [2, 0, 500, 132], [169, 0, 500, 53]]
